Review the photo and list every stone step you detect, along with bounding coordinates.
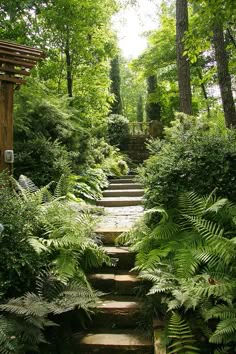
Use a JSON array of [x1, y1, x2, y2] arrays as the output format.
[[88, 273, 140, 295], [97, 197, 143, 207], [91, 298, 143, 329], [95, 229, 125, 244], [109, 178, 138, 184], [109, 175, 136, 180], [108, 183, 143, 190], [74, 329, 153, 354], [103, 189, 144, 198], [104, 246, 135, 269]]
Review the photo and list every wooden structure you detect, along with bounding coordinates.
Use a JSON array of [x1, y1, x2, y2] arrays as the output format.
[[128, 120, 163, 138], [0, 40, 44, 172]]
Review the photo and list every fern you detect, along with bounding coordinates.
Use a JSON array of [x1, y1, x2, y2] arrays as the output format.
[[0, 271, 101, 353], [128, 191, 236, 351], [167, 312, 200, 353]]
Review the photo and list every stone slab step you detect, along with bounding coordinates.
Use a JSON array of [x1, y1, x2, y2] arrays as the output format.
[[104, 246, 135, 269], [103, 189, 144, 198], [74, 329, 153, 354], [97, 197, 143, 207], [110, 178, 138, 184], [91, 299, 143, 328], [109, 175, 136, 180], [95, 229, 126, 244], [88, 273, 140, 295], [108, 183, 142, 190]]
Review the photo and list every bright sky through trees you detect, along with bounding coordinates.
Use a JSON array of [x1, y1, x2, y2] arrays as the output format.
[[112, 0, 158, 59]]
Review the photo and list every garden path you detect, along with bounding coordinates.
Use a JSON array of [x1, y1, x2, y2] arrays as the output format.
[[75, 175, 154, 353]]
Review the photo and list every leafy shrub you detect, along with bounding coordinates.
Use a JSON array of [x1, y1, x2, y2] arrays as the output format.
[[140, 114, 236, 208], [14, 136, 72, 186], [107, 114, 129, 148]]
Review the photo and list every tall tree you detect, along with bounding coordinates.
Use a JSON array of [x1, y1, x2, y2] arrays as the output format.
[[146, 75, 161, 121], [110, 56, 123, 115], [212, 24, 236, 128], [137, 95, 144, 122], [188, 0, 236, 127], [176, 0, 192, 114]]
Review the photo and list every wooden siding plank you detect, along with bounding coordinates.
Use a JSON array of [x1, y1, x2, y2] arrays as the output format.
[[0, 40, 44, 55], [0, 57, 35, 68], [0, 66, 31, 76], [0, 75, 27, 84], [0, 48, 41, 62]]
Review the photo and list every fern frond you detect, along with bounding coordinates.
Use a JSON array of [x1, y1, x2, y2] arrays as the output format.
[[179, 192, 206, 217], [209, 318, 236, 344], [168, 312, 200, 353], [184, 215, 224, 240]]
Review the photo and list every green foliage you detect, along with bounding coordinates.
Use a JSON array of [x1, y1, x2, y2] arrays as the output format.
[[107, 114, 129, 148], [14, 176, 111, 280], [146, 75, 161, 121], [137, 95, 144, 122], [70, 169, 108, 203], [110, 56, 123, 115], [120, 57, 147, 122], [140, 113, 236, 208], [0, 272, 100, 354], [0, 172, 111, 352], [168, 312, 200, 353], [0, 176, 44, 299], [124, 191, 236, 351], [14, 136, 72, 187]]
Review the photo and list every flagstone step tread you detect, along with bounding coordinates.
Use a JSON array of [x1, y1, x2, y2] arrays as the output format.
[[103, 189, 144, 197], [76, 329, 153, 353], [110, 179, 139, 184], [96, 219, 139, 232], [108, 183, 142, 190], [89, 274, 139, 282], [97, 197, 143, 207], [104, 205, 144, 215], [88, 273, 140, 295], [99, 197, 143, 201], [103, 246, 132, 254], [109, 175, 136, 180], [97, 299, 142, 310], [91, 299, 144, 329]]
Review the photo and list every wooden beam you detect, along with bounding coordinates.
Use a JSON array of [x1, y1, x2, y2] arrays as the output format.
[[0, 75, 27, 84], [0, 54, 37, 65], [0, 57, 35, 68], [0, 40, 44, 55], [0, 48, 42, 62], [0, 66, 31, 76], [0, 81, 14, 173]]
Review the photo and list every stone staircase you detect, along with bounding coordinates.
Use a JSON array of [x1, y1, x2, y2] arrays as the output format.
[[74, 175, 153, 353]]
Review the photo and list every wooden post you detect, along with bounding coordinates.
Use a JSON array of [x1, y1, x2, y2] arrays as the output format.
[[0, 40, 45, 174], [0, 81, 14, 173]]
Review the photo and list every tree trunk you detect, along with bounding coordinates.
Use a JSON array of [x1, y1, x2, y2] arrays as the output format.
[[213, 24, 236, 128], [65, 29, 73, 98], [197, 68, 210, 116], [176, 0, 192, 115]]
